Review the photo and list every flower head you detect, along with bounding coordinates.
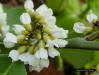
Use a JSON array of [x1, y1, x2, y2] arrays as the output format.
[[7, 0, 69, 72], [48, 48, 60, 58], [13, 24, 25, 35], [34, 48, 48, 59], [73, 22, 86, 33], [20, 13, 31, 25], [24, 0, 34, 10], [87, 13, 98, 23], [9, 50, 20, 61], [3, 33, 17, 48], [1, 25, 9, 36]]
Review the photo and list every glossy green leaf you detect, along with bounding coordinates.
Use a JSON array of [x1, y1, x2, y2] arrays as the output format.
[[0, 54, 27, 75], [58, 48, 94, 68], [6, 8, 25, 26]]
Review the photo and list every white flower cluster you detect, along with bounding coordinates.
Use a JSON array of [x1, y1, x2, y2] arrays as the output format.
[[0, 4, 9, 36], [73, 13, 97, 33], [2, 0, 68, 72]]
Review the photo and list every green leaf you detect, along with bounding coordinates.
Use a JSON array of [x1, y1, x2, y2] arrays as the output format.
[[0, 54, 27, 75], [91, 73, 99, 75], [6, 8, 25, 26], [58, 48, 94, 68], [67, 38, 99, 50]]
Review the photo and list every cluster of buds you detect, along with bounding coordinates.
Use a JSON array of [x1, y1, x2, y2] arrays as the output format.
[[2, 0, 68, 72], [73, 13, 98, 34]]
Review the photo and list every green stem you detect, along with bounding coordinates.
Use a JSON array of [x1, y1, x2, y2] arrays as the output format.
[[85, 31, 99, 41], [66, 38, 99, 50], [54, 56, 64, 72]]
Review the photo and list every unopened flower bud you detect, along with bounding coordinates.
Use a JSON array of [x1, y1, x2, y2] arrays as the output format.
[[28, 45, 35, 54], [13, 24, 25, 35], [73, 22, 86, 33], [43, 33, 50, 42], [24, 0, 34, 11], [36, 33, 41, 40], [87, 13, 98, 23], [18, 46, 27, 53], [38, 40, 45, 48], [24, 24, 32, 32], [22, 30, 29, 35], [43, 26, 51, 35], [20, 13, 31, 25], [26, 9, 34, 15], [85, 27, 93, 33], [39, 19, 46, 25], [17, 35, 26, 43]]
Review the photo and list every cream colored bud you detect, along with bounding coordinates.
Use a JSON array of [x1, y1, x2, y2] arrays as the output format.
[[43, 26, 51, 34], [24, 24, 32, 32], [17, 35, 26, 43], [85, 27, 93, 33], [18, 46, 27, 53], [28, 45, 34, 54], [39, 19, 46, 25], [43, 33, 50, 42], [22, 30, 29, 35], [43, 26, 53, 39], [38, 40, 45, 48], [31, 11, 37, 17], [36, 33, 41, 40]]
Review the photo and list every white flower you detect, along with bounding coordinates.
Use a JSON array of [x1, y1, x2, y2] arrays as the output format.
[[20, 13, 31, 25], [19, 53, 33, 64], [52, 39, 68, 48], [9, 50, 20, 61], [0, 13, 7, 25], [45, 16, 56, 26], [1, 25, 9, 36], [50, 27, 68, 39], [36, 4, 53, 18], [40, 59, 49, 68], [73, 22, 86, 33], [36, 4, 56, 27], [34, 48, 48, 59], [3, 33, 17, 48], [29, 58, 49, 72], [24, 0, 34, 13], [0, 3, 3, 13], [19, 52, 49, 72], [36, 4, 54, 26], [28, 55, 40, 67], [87, 13, 98, 23], [29, 65, 42, 72], [13, 24, 25, 35], [24, 0, 34, 10], [46, 39, 68, 48], [48, 48, 60, 58]]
